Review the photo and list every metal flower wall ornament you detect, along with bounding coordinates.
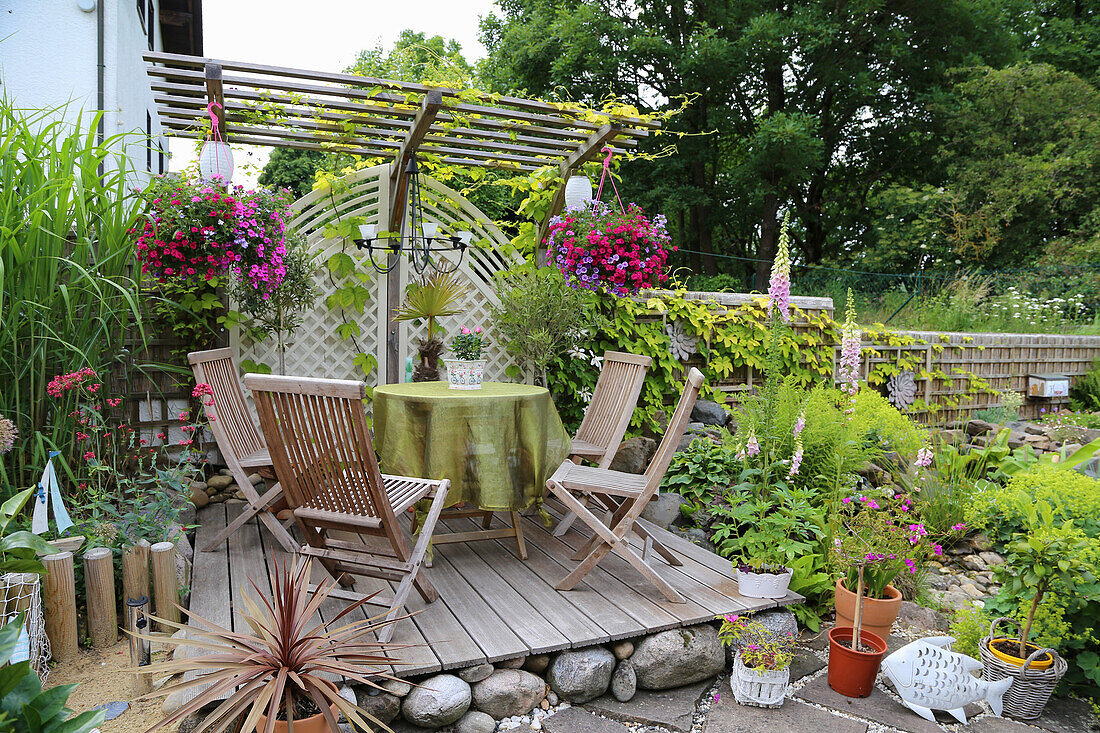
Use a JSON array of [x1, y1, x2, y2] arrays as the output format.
[[666, 319, 698, 361], [887, 370, 919, 410]]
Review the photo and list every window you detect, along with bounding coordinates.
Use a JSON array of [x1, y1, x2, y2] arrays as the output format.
[[136, 0, 146, 29], [146, 112, 153, 172], [147, 0, 155, 51], [159, 143, 165, 174]]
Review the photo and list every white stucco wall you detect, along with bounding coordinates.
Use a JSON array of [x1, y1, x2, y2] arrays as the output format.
[[0, 0, 169, 184]]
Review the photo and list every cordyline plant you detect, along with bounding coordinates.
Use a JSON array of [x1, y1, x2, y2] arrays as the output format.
[[137, 558, 402, 733]]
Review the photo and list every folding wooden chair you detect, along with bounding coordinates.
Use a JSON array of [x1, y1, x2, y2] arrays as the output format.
[[188, 348, 297, 553], [546, 367, 704, 602], [244, 373, 449, 643], [553, 351, 651, 537]]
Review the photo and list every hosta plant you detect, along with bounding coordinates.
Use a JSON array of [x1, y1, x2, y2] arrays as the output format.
[[139, 558, 402, 733]]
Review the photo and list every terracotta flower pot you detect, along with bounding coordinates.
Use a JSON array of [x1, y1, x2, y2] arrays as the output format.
[[256, 694, 339, 733], [827, 626, 887, 698], [833, 578, 902, 642]]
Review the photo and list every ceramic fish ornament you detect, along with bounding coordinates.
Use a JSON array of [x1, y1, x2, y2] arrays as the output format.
[[881, 636, 1012, 724]]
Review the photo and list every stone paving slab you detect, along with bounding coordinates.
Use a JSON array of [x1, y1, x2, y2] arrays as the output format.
[[1025, 697, 1100, 733], [789, 649, 826, 682], [969, 716, 1044, 732], [543, 707, 632, 733], [584, 678, 715, 733], [796, 675, 950, 733], [705, 678, 867, 733]]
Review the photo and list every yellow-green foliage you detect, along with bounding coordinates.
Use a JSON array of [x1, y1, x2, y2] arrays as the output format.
[[967, 465, 1100, 542], [850, 389, 927, 456], [949, 606, 990, 660]]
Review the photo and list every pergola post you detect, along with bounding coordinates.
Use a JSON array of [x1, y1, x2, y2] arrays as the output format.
[[538, 124, 622, 264], [384, 91, 443, 384], [204, 63, 226, 138]]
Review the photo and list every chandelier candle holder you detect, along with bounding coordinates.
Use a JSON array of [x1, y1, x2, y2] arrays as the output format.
[[353, 156, 474, 274]]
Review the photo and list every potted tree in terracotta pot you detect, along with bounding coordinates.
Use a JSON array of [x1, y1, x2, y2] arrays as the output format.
[[979, 497, 1096, 719], [828, 491, 961, 697]]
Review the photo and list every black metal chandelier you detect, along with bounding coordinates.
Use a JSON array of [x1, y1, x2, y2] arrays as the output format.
[[353, 155, 473, 275]]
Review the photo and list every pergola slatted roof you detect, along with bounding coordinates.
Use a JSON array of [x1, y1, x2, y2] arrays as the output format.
[[144, 51, 658, 173]]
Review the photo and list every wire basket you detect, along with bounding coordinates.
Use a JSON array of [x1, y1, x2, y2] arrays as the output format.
[[979, 617, 1066, 720], [732, 650, 789, 708]]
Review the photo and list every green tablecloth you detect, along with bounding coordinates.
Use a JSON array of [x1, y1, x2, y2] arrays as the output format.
[[372, 381, 572, 511]]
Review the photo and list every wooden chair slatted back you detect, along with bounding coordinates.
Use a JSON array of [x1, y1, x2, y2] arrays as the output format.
[[643, 368, 705, 491], [574, 352, 651, 467], [188, 348, 265, 460], [245, 374, 397, 529]]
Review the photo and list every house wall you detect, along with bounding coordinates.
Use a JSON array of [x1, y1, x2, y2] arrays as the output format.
[[1, 0, 169, 184]]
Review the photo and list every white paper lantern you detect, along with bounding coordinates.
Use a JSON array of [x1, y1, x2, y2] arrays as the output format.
[[564, 174, 593, 211], [198, 140, 234, 184]]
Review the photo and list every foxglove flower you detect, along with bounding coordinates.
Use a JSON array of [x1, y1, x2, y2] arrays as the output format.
[[744, 430, 760, 457], [793, 410, 806, 437], [914, 446, 933, 468], [838, 288, 862, 416], [768, 212, 792, 323], [788, 436, 803, 479]]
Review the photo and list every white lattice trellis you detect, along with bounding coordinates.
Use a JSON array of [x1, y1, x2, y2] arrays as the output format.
[[233, 165, 523, 386]]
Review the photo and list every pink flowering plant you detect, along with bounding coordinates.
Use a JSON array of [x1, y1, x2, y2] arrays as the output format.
[[133, 176, 291, 297], [545, 200, 673, 296], [717, 613, 797, 672], [450, 326, 487, 360], [831, 489, 964, 600], [45, 368, 209, 548]]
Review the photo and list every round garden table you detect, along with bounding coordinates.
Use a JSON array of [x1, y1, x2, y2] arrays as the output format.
[[372, 381, 572, 559]]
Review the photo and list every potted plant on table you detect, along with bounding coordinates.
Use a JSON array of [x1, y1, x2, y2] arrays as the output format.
[[444, 326, 488, 390], [139, 558, 400, 733], [718, 613, 797, 708], [979, 497, 1096, 719], [394, 271, 470, 382]]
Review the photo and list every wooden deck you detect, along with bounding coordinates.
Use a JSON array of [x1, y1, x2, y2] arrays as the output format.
[[188, 502, 802, 680]]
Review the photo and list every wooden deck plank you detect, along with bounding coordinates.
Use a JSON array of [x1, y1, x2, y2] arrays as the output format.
[[227, 504, 273, 629], [469, 516, 651, 642], [178, 504, 231, 706], [438, 517, 573, 654], [423, 550, 528, 664]]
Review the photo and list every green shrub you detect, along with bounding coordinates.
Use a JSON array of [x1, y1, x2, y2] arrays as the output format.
[[850, 389, 925, 456], [967, 465, 1100, 543], [950, 605, 991, 660], [1070, 360, 1100, 413], [660, 436, 739, 513]]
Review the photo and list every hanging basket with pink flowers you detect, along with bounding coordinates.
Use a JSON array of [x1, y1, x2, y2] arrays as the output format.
[[544, 150, 674, 297]]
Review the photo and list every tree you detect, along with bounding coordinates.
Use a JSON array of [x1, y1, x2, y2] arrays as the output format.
[[347, 30, 476, 87], [257, 148, 325, 199], [480, 0, 1013, 284]]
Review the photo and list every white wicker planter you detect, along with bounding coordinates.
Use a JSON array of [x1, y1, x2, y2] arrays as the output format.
[[732, 650, 789, 708], [443, 359, 487, 390], [737, 567, 793, 599]]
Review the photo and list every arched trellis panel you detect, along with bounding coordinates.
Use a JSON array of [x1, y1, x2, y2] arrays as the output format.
[[232, 164, 524, 386]]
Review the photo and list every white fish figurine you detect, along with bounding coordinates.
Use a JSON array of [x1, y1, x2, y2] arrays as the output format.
[[881, 636, 1012, 724]]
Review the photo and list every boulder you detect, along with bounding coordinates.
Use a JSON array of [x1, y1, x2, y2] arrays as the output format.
[[455, 710, 498, 733], [247, 472, 263, 485], [189, 488, 209, 509], [523, 654, 550, 674], [897, 600, 947, 632], [380, 679, 412, 697], [961, 554, 988, 572], [206, 474, 233, 490], [471, 669, 546, 720], [609, 437, 656, 475], [965, 419, 995, 436], [640, 493, 689, 530], [611, 641, 634, 661], [691, 400, 731, 427], [496, 656, 526, 669], [354, 689, 401, 724], [457, 663, 494, 684], [400, 674, 470, 727], [547, 647, 616, 704], [610, 660, 636, 702], [1007, 430, 1027, 449], [978, 551, 1004, 566], [631, 625, 725, 690]]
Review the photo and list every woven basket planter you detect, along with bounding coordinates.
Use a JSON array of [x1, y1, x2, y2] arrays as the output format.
[[731, 650, 789, 708], [980, 617, 1067, 720]]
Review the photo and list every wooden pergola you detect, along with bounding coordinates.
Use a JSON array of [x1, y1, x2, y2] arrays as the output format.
[[145, 52, 660, 381]]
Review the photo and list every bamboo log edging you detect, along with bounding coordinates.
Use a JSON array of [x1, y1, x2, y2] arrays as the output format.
[[82, 548, 117, 648], [150, 541, 180, 629], [42, 552, 78, 662], [122, 540, 151, 629]]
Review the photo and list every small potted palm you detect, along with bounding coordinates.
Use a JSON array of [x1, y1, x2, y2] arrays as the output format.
[[980, 497, 1093, 719], [394, 271, 470, 382], [138, 558, 402, 733], [718, 613, 796, 708]]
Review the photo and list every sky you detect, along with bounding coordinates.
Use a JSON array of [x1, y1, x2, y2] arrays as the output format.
[[170, 0, 499, 183]]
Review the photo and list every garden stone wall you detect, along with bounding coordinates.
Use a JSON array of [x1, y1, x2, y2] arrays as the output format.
[[345, 613, 793, 732]]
